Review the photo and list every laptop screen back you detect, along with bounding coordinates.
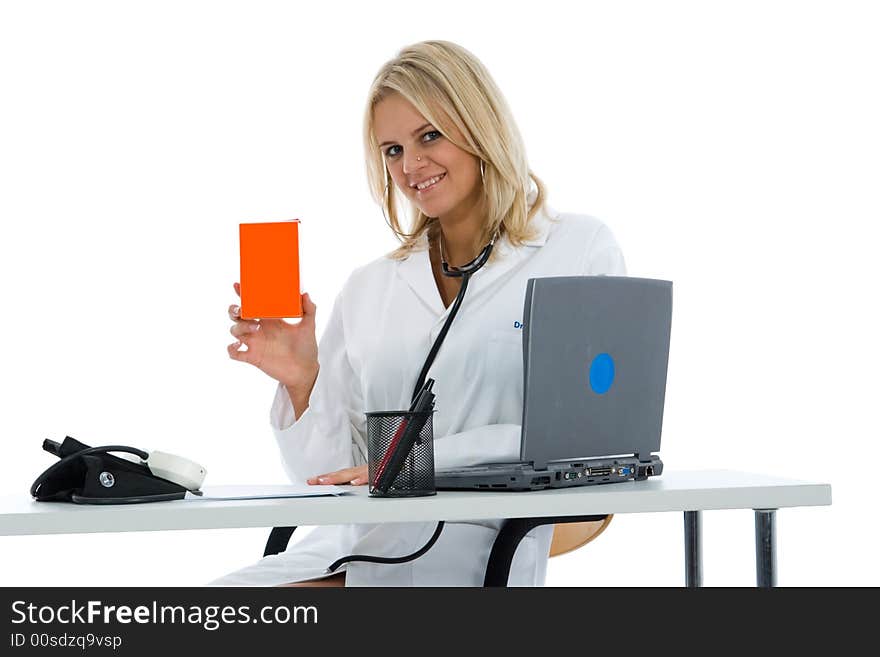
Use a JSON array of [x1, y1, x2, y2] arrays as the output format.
[[519, 276, 672, 469]]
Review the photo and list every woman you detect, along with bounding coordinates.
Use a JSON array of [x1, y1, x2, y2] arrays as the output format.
[[211, 40, 625, 587]]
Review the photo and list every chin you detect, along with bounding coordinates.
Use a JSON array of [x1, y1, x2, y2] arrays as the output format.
[[413, 198, 453, 218]]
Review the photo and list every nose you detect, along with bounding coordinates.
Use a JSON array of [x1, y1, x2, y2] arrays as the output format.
[[402, 147, 427, 175]]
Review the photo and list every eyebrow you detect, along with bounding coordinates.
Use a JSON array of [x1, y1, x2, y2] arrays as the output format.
[[378, 123, 434, 148]]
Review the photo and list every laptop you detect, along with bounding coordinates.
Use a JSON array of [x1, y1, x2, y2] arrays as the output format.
[[435, 275, 671, 491]]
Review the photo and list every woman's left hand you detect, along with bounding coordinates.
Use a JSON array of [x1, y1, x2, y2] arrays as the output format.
[[307, 465, 368, 486]]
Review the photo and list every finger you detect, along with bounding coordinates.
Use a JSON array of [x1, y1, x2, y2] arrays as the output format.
[[228, 339, 258, 365], [299, 293, 317, 326], [233, 282, 241, 297], [229, 321, 261, 339], [302, 293, 317, 317], [228, 304, 241, 320], [227, 341, 246, 361], [311, 467, 361, 485]]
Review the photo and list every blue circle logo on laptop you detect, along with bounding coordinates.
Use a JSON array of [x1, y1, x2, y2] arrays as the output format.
[[589, 353, 615, 394]]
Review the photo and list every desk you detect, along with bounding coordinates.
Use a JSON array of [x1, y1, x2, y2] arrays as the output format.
[[0, 469, 831, 587]]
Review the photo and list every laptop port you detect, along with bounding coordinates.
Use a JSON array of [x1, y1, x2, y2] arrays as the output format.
[[588, 467, 612, 476], [619, 467, 632, 476], [531, 476, 551, 485], [635, 464, 656, 479]]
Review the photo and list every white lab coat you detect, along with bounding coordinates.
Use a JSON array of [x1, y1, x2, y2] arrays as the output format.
[[208, 202, 626, 587]]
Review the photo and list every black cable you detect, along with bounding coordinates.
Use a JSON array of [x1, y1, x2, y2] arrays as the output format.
[[325, 521, 445, 574], [329, 280, 470, 571], [410, 273, 470, 402], [328, 238, 495, 574]]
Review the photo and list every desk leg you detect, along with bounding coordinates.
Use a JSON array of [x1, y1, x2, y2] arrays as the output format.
[[684, 510, 702, 588], [755, 509, 777, 588]]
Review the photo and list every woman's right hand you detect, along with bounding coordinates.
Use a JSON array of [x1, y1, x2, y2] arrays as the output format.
[[227, 282, 319, 392]]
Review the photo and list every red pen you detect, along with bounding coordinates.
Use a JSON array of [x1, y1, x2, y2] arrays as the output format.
[[372, 418, 409, 488]]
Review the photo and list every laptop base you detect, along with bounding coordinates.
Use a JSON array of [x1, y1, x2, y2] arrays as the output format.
[[435, 455, 663, 492]]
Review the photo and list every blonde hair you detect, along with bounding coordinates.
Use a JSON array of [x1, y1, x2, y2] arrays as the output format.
[[363, 40, 547, 259]]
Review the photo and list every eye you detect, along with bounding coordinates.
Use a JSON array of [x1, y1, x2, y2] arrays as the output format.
[[384, 144, 402, 158], [422, 130, 442, 142]]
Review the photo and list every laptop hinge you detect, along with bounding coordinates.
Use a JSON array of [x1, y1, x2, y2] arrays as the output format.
[[531, 459, 545, 471], [635, 453, 654, 464]]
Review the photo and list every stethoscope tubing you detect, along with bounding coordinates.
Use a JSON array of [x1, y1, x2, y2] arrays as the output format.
[[329, 237, 495, 573], [410, 272, 471, 402]]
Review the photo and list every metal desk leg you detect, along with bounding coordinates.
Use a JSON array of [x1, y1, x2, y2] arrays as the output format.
[[684, 511, 702, 587], [755, 509, 777, 588]]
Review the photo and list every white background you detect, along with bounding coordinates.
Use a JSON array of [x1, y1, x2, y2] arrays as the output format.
[[1, 0, 877, 587]]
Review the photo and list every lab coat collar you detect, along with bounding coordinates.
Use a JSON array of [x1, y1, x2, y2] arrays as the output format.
[[395, 199, 557, 319], [396, 246, 444, 316]]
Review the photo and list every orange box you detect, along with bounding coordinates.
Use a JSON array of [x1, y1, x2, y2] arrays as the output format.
[[239, 220, 302, 319]]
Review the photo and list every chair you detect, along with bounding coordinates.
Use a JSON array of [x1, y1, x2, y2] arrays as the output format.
[[549, 517, 614, 557], [263, 517, 613, 586]]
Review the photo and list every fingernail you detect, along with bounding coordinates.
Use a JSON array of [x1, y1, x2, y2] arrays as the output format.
[[317, 477, 328, 484], [232, 305, 240, 316], [233, 340, 241, 348], [251, 323, 260, 331], [350, 478, 361, 486]]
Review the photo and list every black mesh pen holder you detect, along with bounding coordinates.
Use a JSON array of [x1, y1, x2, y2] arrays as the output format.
[[366, 410, 436, 497]]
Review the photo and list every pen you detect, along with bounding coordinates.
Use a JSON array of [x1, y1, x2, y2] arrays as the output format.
[[373, 380, 435, 492], [372, 419, 409, 489]]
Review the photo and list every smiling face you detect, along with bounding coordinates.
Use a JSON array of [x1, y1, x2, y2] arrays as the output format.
[[373, 93, 483, 222]]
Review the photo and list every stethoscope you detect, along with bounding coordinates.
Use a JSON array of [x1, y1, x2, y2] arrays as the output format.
[[325, 228, 499, 575], [410, 229, 499, 401]]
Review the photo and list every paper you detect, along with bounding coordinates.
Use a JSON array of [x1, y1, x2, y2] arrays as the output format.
[[184, 484, 349, 501]]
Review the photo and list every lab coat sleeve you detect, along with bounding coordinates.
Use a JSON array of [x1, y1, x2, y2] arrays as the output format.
[[433, 424, 522, 470], [268, 288, 367, 483]]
